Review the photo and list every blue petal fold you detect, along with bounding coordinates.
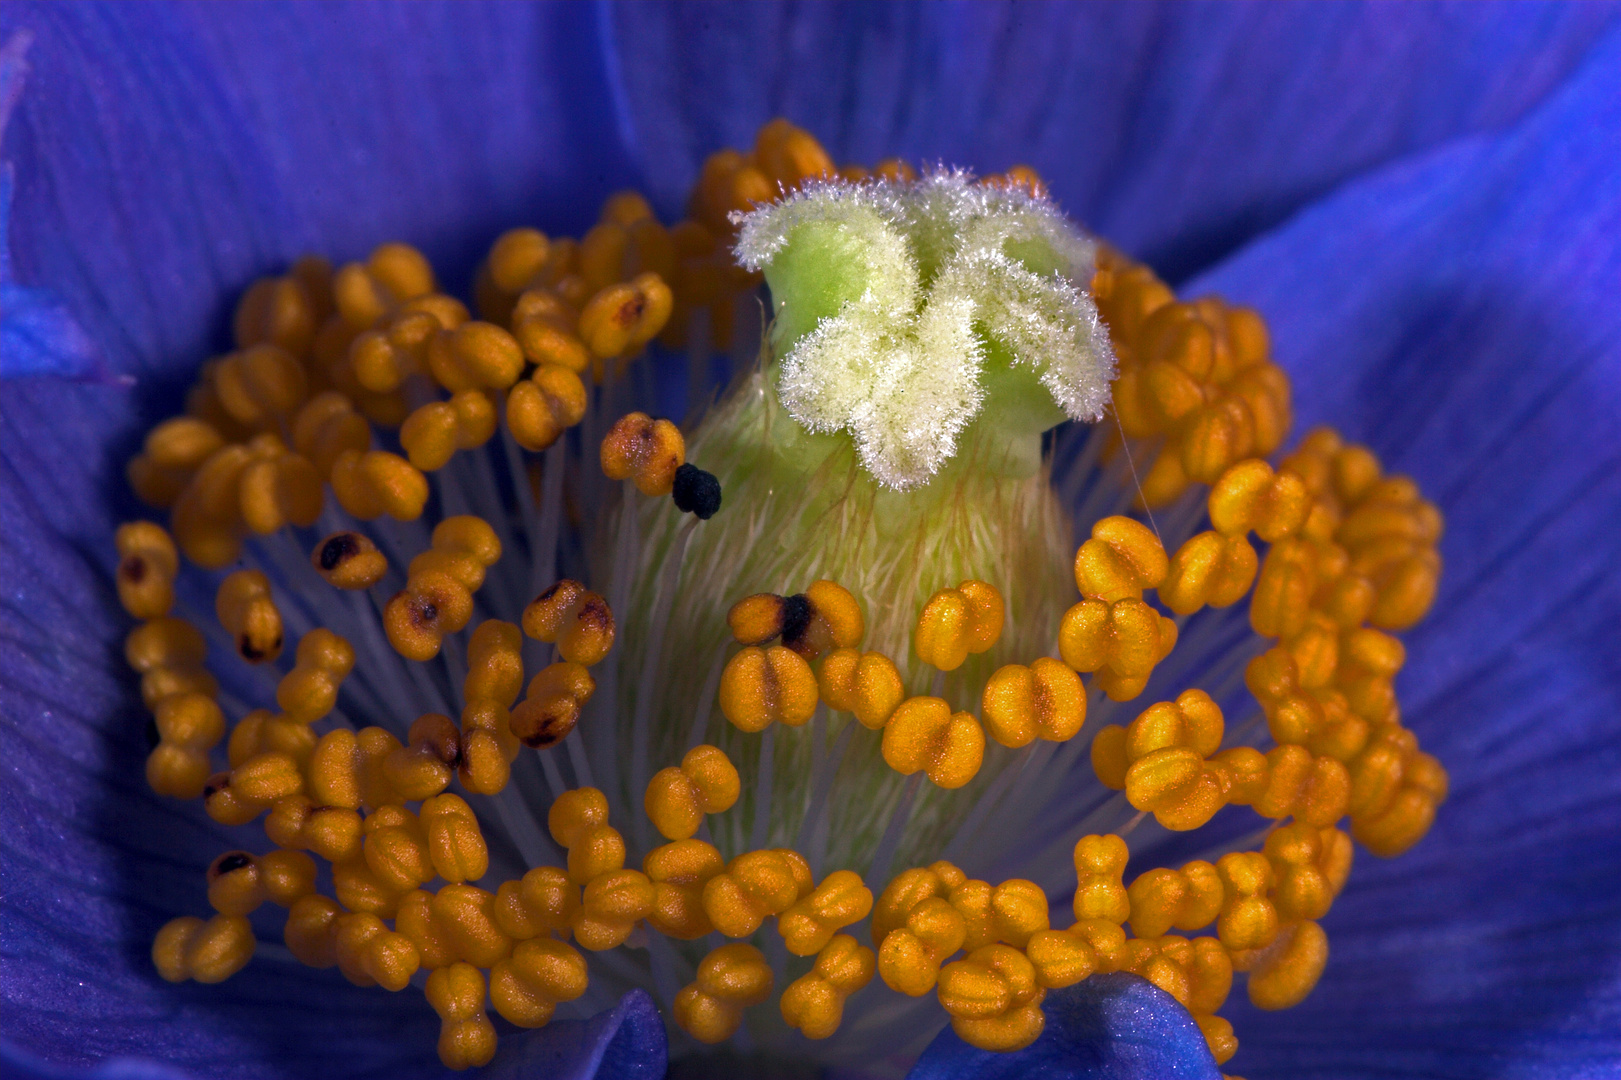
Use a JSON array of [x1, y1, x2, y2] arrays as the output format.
[[908, 973, 1219, 1080], [483, 989, 667, 1080]]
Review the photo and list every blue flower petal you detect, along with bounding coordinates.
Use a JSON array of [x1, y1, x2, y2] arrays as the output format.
[[1183, 20, 1621, 1080], [483, 989, 667, 1080], [907, 973, 1219, 1080]]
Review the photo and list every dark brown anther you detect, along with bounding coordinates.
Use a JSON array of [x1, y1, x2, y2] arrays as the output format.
[[319, 533, 359, 571], [509, 695, 580, 749], [120, 555, 148, 584], [209, 851, 256, 880], [311, 530, 387, 590], [407, 713, 462, 766]]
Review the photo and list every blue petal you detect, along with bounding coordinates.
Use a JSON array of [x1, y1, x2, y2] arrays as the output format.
[[1185, 20, 1621, 1080], [907, 973, 1219, 1080], [483, 989, 667, 1080]]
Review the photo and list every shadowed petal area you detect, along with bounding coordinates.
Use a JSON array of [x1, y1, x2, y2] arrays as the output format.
[[482, 989, 668, 1080], [908, 973, 1219, 1080], [1185, 22, 1621, 1080], [605, 0, 1619, 279]]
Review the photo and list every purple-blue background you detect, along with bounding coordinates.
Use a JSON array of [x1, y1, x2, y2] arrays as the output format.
[[1, 3, 1618, 1078]]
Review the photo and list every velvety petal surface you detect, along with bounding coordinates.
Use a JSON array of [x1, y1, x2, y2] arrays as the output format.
[[907, 974, 1219, 1080], [1184, 20, 1621, 1080], [0, 3, 1617, 1080]]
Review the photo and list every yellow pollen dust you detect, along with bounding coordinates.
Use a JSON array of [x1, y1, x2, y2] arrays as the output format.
[[118, 116, 1447, 1073]]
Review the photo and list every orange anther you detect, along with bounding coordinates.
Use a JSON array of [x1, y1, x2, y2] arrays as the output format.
[[311, 530, 387, 590], [915, 581, 1004, 671], [522, 579, 616, 666], [215, 569, 283, 664], [1249, 538, 1318, 640], [275, 629, 354, 725], [1209, 459, 1311, 542], [487, 228, 552, 294], [1072, 834, 1130, 924], [673, 942, 774, 1044], [510, 661, 596, 750], [816, 647, 905, 729], [644, 744, 741, 841], [780, 934, 876, 1039], [507, 364, 589, 451], [1215, 852, 1278, 952], [1246, 919, 1329, 1010], [490, 937, 589, 1028], [881, 697, 985, 790], [1074, 516, 1168, 602], [384, 570, 473, 662], [644, 839, 726, 940], [1059, 597, 1177, 700], [578, 273, 675, 361], [937, 944, 1046, 1052], [981, 657, 1086, 748], [1159, 530, 1258, 615], [778, 870, 874, 957], [424, 962, 498, 1070], [719, 644, 818, 732], [330, 449, 430, 522], [877, 895, 967, 997], [701, 849, 812, 939], [1126, 859, 1223, 939], [572, 868, 656, 951], [599, 411, 685, 496], [115, 521, 179, 619], [464, 619, 525, 707]]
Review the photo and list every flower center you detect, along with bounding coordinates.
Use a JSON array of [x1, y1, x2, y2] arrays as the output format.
[[121, 117, 1446, 1074]]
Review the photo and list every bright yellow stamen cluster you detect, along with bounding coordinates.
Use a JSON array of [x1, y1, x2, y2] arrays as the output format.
[[118, 118, 1448, 1073]]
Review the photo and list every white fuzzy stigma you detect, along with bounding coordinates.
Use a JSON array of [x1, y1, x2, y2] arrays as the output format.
[[733, 170, 1116, 490]]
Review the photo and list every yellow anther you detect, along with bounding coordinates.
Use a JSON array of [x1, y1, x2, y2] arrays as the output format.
[[206, 851, 266, 916], [213, 343, 309, 430], [152, 913, 255, 984], [363, 929, 422, 993], [404, 516, 501, 592], [275, 629, 354, 725], [1159, 530, 1258, 616], [237, 437, 324, 535], [464, 619, 525, 706], [514, 866, 582, 940], [719, 644, 819, 733], [362, 805, 433, 893], [816, 648, 904, 729], [1240, 744, 1351, 826], [507, 363, 589, 451], [512, 303, 591, 375], [400, 390, 498, 471], [1249, 538, 1318, 639], [137, 662, 219, 714], [333, 912, 388, 986], [215, 569, 283, 664], [1180, 395, 1259, 485], [432, 883, 515, 968], [578, 221, 630, 294], [510, 661, 596, 749], [127, 416, 226, 508], [380, 713, 458, 801], [578, 273, 675, 362], [599, 411, 685, 496], [126, 615, 207, 674], [231, 750, 304, 805], [1208, 459, 1311, 542], [425, 962, 499, 1071], [258, 849, 317, 907], [115, 521, 179, 619], [881, 696, 986, 790], [490, 937, 589, 1028], [233, 259, 324, 355], [145, 691, 224, 799], [1243, 919, 1328, 1010], [644, 838, 725, 939], [1058, 596, 1176, 696], [311, 530, 388, 590], [421, 793, 489, 884], [459, 702, 517, 796], [1126, 860, 1223, 939], [395, 889, 460, 970], [567, 828, 626, 890], [1197, 1014, 1239, 1066], [226, 709, 315, 770], [308, 728, 362, 810], [283, 893, 342, 969], [780, 934, 875, 1039], [329, 448, 430, 522], [644, 744, 741, 841], [547, 786, 610, 848], [674, 942, 774, 1044], [728, 582, 865, 658], [702, 849, 812, 938], [1027, 917, 1128, 988], [870, 861, 966, 944], [877, 896, 967, 997], [170, 442, 252, 567], [1347, 724, 1447, 856], [1214, 852, 1279, 952], [425, 321, 524, 393], [914, 580, 1004, 671], [938, 944, 1047, 1052], [573, 868, 656, 950], [331, 243, 430, 329], [754, 118, 834, 188], [981, 658, 1086, 748], [297, 803, 364, 864], [384, 570, 473, 662], [1072, 834, 1131, 924], [984, 879, 1049, 948], [948, 878, 997, 952], [1074, 516, 1169, 602], [522, 579, 617, 666], [488, 228, 552, 294], [779, 870, 874, 956]]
